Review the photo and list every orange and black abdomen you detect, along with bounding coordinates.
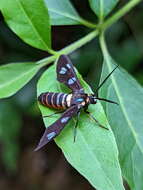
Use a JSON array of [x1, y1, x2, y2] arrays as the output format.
[[38, 92, 70, 109]]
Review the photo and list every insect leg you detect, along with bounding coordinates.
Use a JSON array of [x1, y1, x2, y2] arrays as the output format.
[[84, 110, 109, 130], [43, 110, 64, 118], [73, 111, 81, 142]]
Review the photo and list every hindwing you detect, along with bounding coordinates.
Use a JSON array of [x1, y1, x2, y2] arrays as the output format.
[[35, 105, 81, 151]]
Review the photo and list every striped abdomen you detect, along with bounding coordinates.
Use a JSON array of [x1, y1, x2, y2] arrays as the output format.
[[38, 92, 72, 109]]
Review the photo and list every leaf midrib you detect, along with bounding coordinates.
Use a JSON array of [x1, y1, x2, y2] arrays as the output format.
[[104, 54, 143, 155], [77, 126, 117, 189], [16, 0, 50, 50], [0, 66, 38, 89], [58, 83, 116, 189], [100, 0, 104, 19], [48, 8, 81, 23]]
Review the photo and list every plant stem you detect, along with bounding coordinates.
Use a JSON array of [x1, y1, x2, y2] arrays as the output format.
[[79, 18, 97, 28], [47, 48, 58, 55], [59, 30, 98, 55], [37, 30, 99, 66], [99, 32, 108, 60], [37, 0, 142, 66], [37, 55, 57, 67], [101, 0, 142, 31]]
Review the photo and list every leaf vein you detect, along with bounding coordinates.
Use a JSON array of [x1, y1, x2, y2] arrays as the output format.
[[0, 66, 38, 89], [16, 0, 50, 50]]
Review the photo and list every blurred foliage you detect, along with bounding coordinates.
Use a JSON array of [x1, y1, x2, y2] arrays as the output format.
[[0, 0, 143, 189], [0, 100, 21, 172]]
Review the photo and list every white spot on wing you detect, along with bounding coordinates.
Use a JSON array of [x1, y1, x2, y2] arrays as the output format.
[[59, 67, 67, 74], [68, 77, 76, 85], [61, 117, 70, 123], [47, 132, 56, 140], [66, 64, 71, 69]]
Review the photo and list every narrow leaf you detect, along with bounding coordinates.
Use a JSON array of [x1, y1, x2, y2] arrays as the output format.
[[100, 38, 143, 190], [88, 0, 119, 19], [45, 0, 82, 25], [37, 65, 125, 190], [0, 62, 40, 98], [0, 0, 51, 51]]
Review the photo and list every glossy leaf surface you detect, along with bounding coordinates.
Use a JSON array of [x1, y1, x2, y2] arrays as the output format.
[[45, 0, 82, 25], [100, 42, 143, 190], [0, 0, 51, 51], [89, 0, 119, 19], [0, 62, 40, 98]]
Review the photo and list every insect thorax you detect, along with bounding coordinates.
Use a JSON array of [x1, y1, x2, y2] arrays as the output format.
[[70, 93, 89, 107]]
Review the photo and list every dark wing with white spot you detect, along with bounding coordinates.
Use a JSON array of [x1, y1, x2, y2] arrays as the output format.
[[57, 55, 84, 93], [35, 105, 81, 151]]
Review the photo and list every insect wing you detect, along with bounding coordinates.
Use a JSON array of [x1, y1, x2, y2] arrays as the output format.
[[57, 55, 84, 93], [35, 105, 80, 151]]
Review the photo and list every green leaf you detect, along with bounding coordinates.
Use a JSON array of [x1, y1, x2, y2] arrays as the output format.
[[100, 38, 143, 190], [0, 62, 40, 98], [0, 0, 51, 51], [88, 0, 119, 19], [0, 101, 21, 172], [45, 0, 82, 25], [37, 64, 125, 190]]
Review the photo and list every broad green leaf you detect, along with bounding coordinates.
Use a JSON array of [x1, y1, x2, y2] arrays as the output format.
[[45, 0, 82, 25], [100, 41, 143, 190], [0, 101, 21, 171], [37, 65, 125, 190], [0, 62, 40, 98], [0, 0, 51, 51], [89, 0, 119, 19]]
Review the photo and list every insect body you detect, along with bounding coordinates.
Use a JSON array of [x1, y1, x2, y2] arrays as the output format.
[[38, 92, 94, 110], [38, 92, 72, 109], [35, 55, 118, 151]]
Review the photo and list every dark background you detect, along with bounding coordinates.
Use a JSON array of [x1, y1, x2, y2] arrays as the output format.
[[0, 0, 143, 189]]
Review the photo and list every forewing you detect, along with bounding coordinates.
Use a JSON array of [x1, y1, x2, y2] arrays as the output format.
[[35, 105, 80, 151], [57, 55, 84, 93]]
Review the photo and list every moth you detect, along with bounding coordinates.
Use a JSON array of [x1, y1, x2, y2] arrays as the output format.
[[35, 55, 118, 151]]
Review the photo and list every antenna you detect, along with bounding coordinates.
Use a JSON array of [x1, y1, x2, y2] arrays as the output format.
[[96, 97, 118, 105], [95, 65, 119, 94]]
